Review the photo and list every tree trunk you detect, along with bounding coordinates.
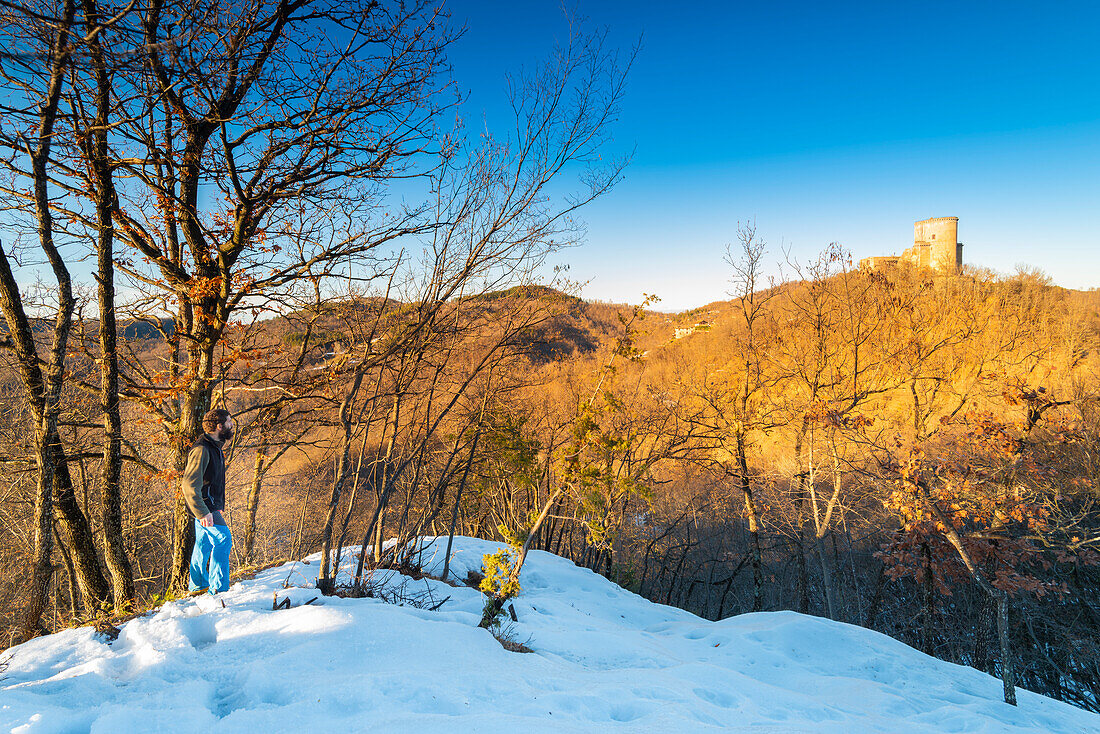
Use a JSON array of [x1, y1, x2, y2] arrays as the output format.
[[830, 531, 847, 621], [807, 438, 845, 621], [841, 511, 863, 624], [920, 484, 1016, 705], [85, 0, 135, 609], [241, 449, 267, 562], [715, 565, 738, 620], [0, 259, 110, 622], [442, 428, 480, 582], [354, 395, 401, 582], [974, 593, 995, 674], [921, 541, 934, 654], [23, 427, 56, 639], [169, 493, 197, 594], [0, 0, 113, 632], [815, 533, 838, 621], [735, 431, 763, 612], [995, 591, 1017, 706], [54, 523, 80, 617], [318, 371, 364, 591], [53, 448, 111, 610], [792, 424, 810, 614]]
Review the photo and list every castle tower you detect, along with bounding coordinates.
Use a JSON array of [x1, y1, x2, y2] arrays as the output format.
[[912, 216, 961, 272], [858, 216, 965, 274]]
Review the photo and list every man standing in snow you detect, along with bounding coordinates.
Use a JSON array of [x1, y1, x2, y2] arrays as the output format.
[[182, 408, 235, 595]]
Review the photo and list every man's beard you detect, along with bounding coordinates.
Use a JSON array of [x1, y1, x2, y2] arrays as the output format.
[[217, 425, 234, 442]]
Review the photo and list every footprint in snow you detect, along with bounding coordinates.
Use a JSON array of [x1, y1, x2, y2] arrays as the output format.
[[179, 613, 218, 650]]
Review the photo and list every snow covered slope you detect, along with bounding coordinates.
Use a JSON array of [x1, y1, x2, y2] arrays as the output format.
[[3, 537, 1097, 733]]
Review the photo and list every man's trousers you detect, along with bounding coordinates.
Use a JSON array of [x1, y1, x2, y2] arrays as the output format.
[[189, 518, 232, 594]]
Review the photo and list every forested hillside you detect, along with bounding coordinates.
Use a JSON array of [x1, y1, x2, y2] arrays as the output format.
[[2, 234, 1098, 711]]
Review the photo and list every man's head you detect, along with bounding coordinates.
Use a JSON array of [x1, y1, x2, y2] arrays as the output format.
[[202, 408, 234, 442]]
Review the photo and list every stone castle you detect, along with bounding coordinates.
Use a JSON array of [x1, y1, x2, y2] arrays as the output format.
[[859, 216, 963, 274]]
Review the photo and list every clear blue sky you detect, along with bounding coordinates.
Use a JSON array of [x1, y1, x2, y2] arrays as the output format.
[[449, 1, 1100, 310]]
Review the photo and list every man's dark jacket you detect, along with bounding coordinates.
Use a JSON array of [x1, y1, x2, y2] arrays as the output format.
[[181, 433, 226, 521]]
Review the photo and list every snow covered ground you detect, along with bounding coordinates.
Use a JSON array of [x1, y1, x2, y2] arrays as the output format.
[[3, 536, 1098, 733]]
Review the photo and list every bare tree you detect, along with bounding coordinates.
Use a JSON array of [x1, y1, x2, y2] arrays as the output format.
[[83, 0, 459, 590], [75, 0, 136, 609], [0, 0, 115, 634], [308, 22, 635, 590], [690, 223, 783, 612]]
